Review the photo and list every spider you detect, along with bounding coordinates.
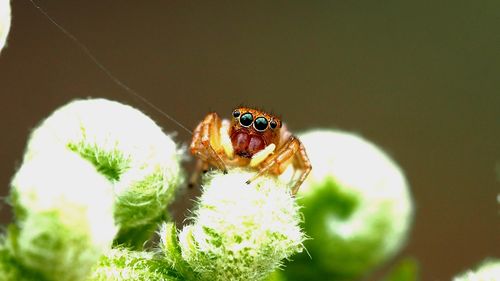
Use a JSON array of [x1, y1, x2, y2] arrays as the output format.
[[189, 107, 311, 195]]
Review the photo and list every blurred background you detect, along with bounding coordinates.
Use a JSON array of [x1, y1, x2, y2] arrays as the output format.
[[0, 0, 498, 280]]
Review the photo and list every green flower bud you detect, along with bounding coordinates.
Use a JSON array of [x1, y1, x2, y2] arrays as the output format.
[[284, 130, 414, 280], [265, 270, 287, 281], [23, 99, 183, 247], [9, 150, 117, 281], [89, 248, 179, 281], [0, 236, 46, 281], [161, 170, 305, 281], [454, 259, 500, 281], [382, 257, 419, 281], [0, 0, 11, 52]]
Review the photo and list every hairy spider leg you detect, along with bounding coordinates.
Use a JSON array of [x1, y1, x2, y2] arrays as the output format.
[[290, 141, 312, 195], [189, 113, 228, 187], [245, 136, 311, 195], [188, 159, 209, 188]]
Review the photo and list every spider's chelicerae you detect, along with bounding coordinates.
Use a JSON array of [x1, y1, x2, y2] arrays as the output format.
[[189, 107, 311, 195]]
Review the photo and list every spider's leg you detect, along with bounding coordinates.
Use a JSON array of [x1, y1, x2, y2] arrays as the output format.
[[190, 113, 228, 180], [290, 141, 312, 195], [246, 136, 298, 185], [188, 158, 209, 188], [189, 122, 208, 187], [200, 113, 227, 173], [246, 136, 311, 195]]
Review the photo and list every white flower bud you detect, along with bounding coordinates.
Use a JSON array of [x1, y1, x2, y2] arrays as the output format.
[[284, 130, 414, 279], [161, 169, 305, 281], [454, 259, 500, 281], [24, 99, 183, 246], [0, 0, 11, 52], [9, 150, 116, 281], [89, 248, 178, 281]]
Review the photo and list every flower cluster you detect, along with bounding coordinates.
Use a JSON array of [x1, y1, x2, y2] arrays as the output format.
[[0, 99, 304, 281], [1, 95, 496, 281], [0, 4, 496, 280]]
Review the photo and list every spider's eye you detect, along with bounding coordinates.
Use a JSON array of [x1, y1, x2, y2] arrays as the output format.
[[254, 117, 268, 131], [270, 120, 278, 129], [232, 110, 240, 118], [240, 112, 253, 127]]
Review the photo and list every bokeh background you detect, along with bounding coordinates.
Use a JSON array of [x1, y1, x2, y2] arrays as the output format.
[[0, 1, 498, 280]]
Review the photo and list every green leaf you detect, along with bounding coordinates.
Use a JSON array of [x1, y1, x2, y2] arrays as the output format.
[[161, 223, 197, 280]]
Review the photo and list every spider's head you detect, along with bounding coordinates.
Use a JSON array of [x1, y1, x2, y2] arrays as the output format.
[[229, 107, 281, 158], [231, 107, 282, 133]]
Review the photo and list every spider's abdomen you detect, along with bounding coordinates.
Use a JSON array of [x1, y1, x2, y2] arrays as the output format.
[[231, 130, 266, 158]]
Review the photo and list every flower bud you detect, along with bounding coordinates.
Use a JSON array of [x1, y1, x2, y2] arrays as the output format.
[[24, 99, 183, 247], [161, 170, 305, 281], [8, 151, 116, 281], [0, 0, 11, 52], [284, 130, 414, 279], [89, 248, 178, 281], [454, 259, 500, 281]]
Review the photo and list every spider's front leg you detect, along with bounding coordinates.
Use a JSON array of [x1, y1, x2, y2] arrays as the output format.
[[246, 136, 311, 195], [189, 112, 228, 187], [290, 140, 312, 195]]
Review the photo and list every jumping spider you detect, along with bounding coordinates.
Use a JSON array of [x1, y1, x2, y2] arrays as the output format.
[[189, 107, 311, 195]]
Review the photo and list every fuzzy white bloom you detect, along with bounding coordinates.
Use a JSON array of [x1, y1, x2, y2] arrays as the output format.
[[163, 170, 305, 281], [24, 99, 182, 239], [10, 150, 117, 281], [288, 130, 414, 278], [454, 259, 500, 281], [0, 0, 10, 52], [3, 99, 182, 280], [24, 99, 180, 191]]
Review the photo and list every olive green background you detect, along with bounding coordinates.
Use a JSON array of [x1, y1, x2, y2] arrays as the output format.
[[0, 1, 498, 280]]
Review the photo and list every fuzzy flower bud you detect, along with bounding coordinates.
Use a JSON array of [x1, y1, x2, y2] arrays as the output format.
[[89, 248, 179, 281], [23, 99, 183, 247], [0, 0, 11, 52], [453, 259, 500, 281], [0, 236, 45, 281], [161, 170, 305, 281], [8, 150, 117, 281], [283, 130, 414, 279]]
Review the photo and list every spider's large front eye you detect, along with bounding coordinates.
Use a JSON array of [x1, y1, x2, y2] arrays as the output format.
[[240, 112, 253, 127], [254, 117, 268, 131], [232, 110, 240, 118]]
